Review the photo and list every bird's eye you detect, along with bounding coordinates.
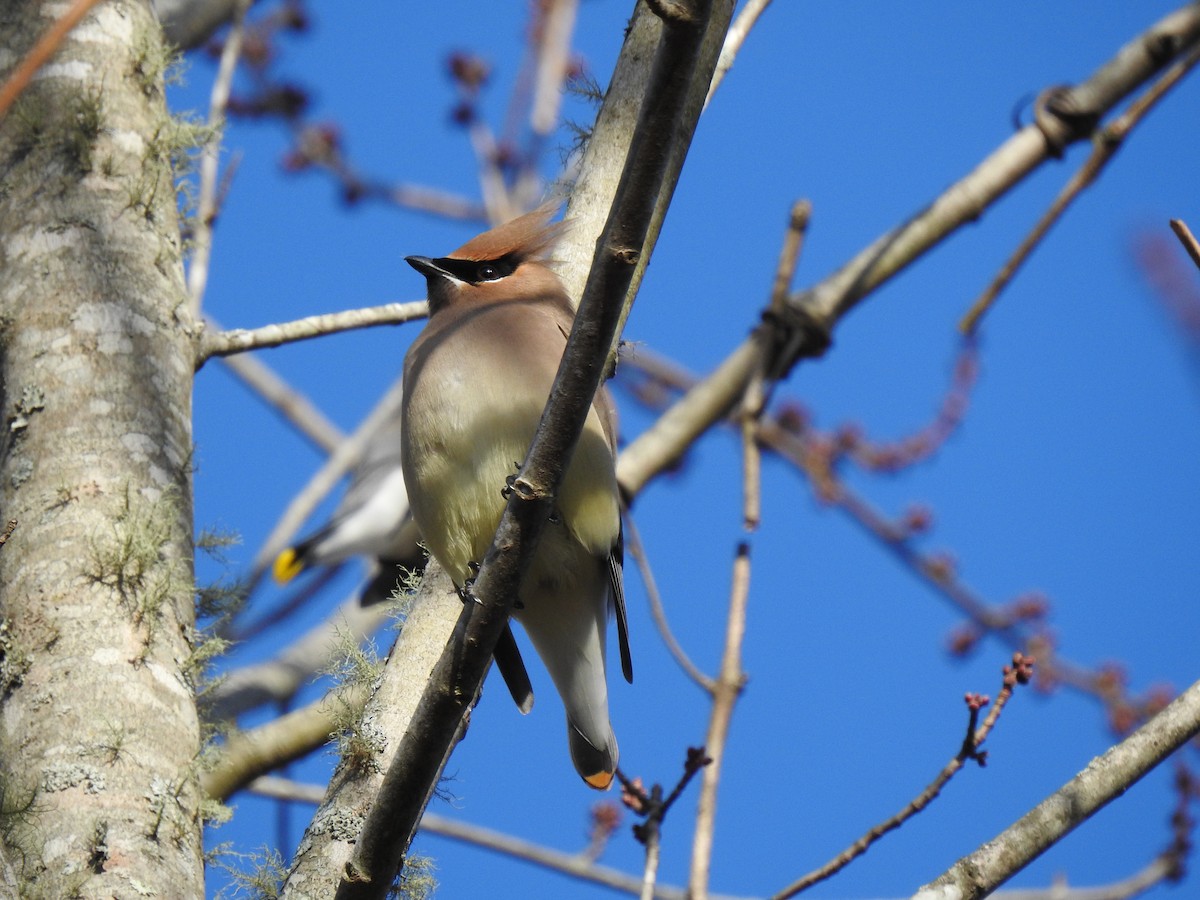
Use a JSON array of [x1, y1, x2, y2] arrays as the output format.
[[478, 264, 500, 281]]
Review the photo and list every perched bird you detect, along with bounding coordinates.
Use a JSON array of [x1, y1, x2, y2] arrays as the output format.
[[272, 403, 535, 711], [401, 205, 632, 789]]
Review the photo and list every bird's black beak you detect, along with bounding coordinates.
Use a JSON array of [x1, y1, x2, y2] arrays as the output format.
[[405, 255, 444, 278]]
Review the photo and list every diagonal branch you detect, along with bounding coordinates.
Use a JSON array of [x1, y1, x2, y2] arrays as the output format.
[[197, 301, 428, 365], [1172, 218, 1200, 270]]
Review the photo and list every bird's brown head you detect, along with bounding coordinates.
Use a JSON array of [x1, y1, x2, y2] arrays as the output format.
[[406, 203, 567, 314]]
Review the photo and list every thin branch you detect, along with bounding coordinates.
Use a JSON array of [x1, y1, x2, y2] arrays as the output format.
[[0, 0, 106, 120], [187, 0, 251, 315], [704, 0, 774, 109], [915, 674, 1200, 900], [253, 777, 754, 900], [773, 655, 1034, 900], [514, 0, 580, 210], [340, 4, 724, 894], [639, 823, 661, 900], [741, 201, 812, 529], [739, 377, 763, 531], [468, 118, 517, 225], [687, 543, 751, 900], [623, 508, 716, 693], [197, 301, 428, 364], [216, 342, 344, 454], [960, 41, 1200, 334], [1171, 218, 1200, 271]]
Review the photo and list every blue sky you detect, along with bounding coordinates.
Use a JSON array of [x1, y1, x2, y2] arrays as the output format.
[[181, 2, 1200, 897]]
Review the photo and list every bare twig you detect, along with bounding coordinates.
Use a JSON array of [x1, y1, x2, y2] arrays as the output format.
[[773, 654, 1034, 899], [514, 0, 580, 209], [639, 821, 661, 900], [770, 201, 811, 314], [688, 543, 750, 900], [739, 375, 764, 531], [620, 749, 712, 900], [1171, 218, 1200, 271], [197, 301, 428, 364], [468, 118, 517, 225], [916, 674, 1200, 900], [704, 0, 774, 108], [187, 0, 251, 314], [741, 201, 812, 529], [623, 510, 716, 693], [961, 42, 1200, 334], [0, 0, 106, 120]]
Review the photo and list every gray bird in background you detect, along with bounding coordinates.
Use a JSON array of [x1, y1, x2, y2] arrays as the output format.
[[401, 205, 632, 789], [272, 410, 423, 604]]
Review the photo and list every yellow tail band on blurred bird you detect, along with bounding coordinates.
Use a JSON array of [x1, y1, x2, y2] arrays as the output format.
[[272, 547, 304, 584]]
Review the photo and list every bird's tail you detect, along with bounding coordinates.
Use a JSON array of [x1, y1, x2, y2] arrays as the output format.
[[568, 718, 618, 790]]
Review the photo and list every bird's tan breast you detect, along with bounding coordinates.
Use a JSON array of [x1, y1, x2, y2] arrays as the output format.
[[401, 299, 619, 581]]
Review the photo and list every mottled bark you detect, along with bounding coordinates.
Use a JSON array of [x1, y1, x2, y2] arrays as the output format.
[[0, 1, 202, 897]]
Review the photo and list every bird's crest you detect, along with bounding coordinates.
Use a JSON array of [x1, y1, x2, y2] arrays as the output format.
[[450, 202, 566, 263]]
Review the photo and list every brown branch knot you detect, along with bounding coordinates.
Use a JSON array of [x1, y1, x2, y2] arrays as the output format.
[[1034, 85, 1101, 158], [646, 0, 699, 27], [759, 303, 832, 382]]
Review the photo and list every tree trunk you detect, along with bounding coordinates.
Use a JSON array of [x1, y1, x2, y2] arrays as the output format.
[[0, 1, 203, 897]]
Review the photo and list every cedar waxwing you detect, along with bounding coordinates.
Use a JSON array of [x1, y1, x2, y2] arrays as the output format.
[[272, 409, 423, 600], [401, 205, 632, 789], [272, 403, 535, 711]]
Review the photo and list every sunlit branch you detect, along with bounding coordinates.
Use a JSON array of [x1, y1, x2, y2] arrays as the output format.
[[197, 301, 428, 364], [203, 683, 368, 801], [1172, 218, 1200, 271], [687, 543, 751, 900], [206, 594, 390, 721], [704, 0, 775, 108]]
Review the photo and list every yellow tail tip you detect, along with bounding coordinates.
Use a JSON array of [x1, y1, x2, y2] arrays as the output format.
[[583, 770, 615, 791], [273, 548, 304, 584]]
